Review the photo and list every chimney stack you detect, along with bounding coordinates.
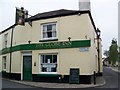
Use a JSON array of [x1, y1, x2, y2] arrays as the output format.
[[79, 0, 91, 11]]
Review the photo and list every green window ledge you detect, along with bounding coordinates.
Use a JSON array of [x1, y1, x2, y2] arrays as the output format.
[[37, 74, 60, 77]]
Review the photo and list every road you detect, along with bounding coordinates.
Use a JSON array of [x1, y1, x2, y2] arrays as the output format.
[[1, 67, 120, 90], [98, 66, 119, 88]]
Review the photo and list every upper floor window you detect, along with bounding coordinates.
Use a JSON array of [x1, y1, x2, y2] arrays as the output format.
[[41, 23, 57, 40], [4, 33, 8, 48]]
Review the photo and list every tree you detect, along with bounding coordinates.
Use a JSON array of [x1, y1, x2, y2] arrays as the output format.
[[109, 39, 118, 65]]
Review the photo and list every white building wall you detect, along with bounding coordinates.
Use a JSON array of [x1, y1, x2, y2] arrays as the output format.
[[0, 13, 100, 75]]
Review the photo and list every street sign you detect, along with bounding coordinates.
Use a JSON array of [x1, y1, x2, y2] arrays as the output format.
[[79, 47, 89, 52]]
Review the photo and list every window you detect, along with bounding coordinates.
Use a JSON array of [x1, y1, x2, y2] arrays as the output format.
[[3, 56, 7, 70], [4, 33, 8, 48], [42, 23, 57, 40], [40, 54, 57, 73]]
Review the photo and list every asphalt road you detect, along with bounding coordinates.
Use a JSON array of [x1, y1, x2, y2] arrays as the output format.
[[1, 67, 120, 90], [2, 79, 34, 88], [98, 66, 119, 88]]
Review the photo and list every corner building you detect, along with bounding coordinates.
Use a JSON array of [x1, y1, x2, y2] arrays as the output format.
[[0, 9, 103, 84]]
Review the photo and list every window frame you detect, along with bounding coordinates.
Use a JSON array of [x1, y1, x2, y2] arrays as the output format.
[[41, 22, 57, 40], [4, 33, 8, 48], [3, 56, 7, 71], [39, 53, 58, 74]]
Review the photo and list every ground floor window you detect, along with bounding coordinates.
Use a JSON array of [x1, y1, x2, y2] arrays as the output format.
[[3, 56, 7, 70], [40, 54, 57, 73]]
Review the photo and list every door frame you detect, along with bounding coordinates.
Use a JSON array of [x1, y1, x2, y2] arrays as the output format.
[[21, 52, 32, 80]]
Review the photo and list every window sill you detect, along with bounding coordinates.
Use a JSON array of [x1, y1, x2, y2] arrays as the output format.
[[39, 39, 58, 42], [2, 70, 6, 72], [40, 72, 57, 74]]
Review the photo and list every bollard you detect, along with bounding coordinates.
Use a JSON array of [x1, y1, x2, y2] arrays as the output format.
[[94, 71, 96, 85]]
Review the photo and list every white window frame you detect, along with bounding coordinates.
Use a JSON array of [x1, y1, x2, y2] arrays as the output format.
[[39, 53, 58, 74], [41, 22, 57, 40], [4, 33, 8, 48], [3, 56, 7, 71]]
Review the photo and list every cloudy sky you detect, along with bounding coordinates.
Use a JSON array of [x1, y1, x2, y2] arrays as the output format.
[[0, 0, 119, 56]]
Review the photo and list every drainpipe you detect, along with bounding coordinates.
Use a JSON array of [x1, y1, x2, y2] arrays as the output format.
[[9, 26, 15, 78]]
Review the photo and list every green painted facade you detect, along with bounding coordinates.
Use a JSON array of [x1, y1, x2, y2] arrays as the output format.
[[0, 40, 91, 55]]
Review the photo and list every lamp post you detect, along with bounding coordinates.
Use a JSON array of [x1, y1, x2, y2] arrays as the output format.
[[96, 28, 101, 75]]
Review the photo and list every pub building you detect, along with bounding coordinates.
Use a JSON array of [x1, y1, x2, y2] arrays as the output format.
[[0, 1, 103, 84]]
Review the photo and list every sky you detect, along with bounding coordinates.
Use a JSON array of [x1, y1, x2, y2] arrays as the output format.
[[0, 0, 119, 57]]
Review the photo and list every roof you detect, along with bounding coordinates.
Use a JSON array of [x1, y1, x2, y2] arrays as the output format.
[[0, 9, 97, 35], [28, 9, 79, 21], [0, 24, 17, 35]]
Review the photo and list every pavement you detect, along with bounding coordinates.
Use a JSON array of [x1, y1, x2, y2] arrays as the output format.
[[109, 66, 120, 73], [2, 76, 105, 88]]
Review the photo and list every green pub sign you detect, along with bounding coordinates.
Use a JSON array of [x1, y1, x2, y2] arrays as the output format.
[[15, 7, 25, 26], [36, 41, 72, 49], [0, 40, 91, 55]]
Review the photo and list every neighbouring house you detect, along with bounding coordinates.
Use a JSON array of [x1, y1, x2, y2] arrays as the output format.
[[118, 48, 120, 66], [103, 57, 110, 66]]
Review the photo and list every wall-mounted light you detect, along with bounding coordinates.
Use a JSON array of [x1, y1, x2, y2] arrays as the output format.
[[28, 40, 31, 44], [96, 28, 101, 37], [85, 35, 87, 39], [34, 62, 36, 66], [68, 37, 71, 41]]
